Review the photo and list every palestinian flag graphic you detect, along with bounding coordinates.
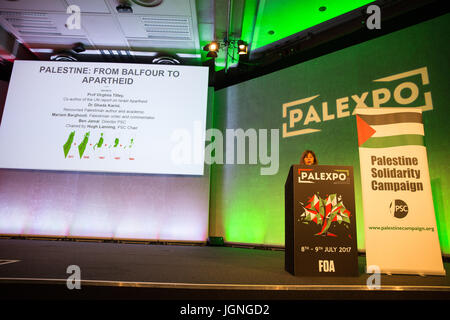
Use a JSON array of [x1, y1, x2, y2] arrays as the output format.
[[354, 107, 445, 276], [356, 108, 424, 148]]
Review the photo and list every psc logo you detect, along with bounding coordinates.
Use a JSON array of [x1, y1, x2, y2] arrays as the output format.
[[389, 199, 408, 219]]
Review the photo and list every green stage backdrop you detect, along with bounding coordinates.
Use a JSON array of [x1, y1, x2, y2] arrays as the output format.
[[211, 14, 450, 254]]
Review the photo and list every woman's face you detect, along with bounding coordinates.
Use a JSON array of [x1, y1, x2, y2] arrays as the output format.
[[304, 153, 315, 165]]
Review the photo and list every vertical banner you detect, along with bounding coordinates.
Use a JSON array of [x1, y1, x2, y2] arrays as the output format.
[[355, 108, 445, 275]]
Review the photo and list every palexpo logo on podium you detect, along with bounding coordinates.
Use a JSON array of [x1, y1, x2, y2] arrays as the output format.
[[282, 67, 433, 138], [298, 168, 350, 184]]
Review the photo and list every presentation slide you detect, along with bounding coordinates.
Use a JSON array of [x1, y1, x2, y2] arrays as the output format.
[[0, 61, 209, 175]]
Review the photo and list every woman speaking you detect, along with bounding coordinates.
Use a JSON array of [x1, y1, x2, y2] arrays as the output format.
[[299, 150, 318, 166]]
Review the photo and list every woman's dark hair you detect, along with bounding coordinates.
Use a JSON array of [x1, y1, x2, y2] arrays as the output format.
[[300, 150, 318, 165]]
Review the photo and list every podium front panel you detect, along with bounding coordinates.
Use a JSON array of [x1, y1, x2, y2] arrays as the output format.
[[285, 165, 358, 277]]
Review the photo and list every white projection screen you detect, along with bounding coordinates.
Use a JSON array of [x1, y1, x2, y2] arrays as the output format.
[[0, 60, 209, 175], [0, 62, 212, 242]]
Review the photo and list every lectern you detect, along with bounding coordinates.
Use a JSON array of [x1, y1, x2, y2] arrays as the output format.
[[285, 165, 359, 276]]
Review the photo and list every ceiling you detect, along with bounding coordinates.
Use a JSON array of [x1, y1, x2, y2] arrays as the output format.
[[0, 0, 206, 63], [0, 0, 444, 83]]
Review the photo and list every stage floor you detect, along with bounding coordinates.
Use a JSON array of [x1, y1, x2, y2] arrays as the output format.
[[0, 238, 449, 300]]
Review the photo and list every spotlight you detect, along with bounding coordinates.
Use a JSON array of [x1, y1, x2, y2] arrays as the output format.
[[208, 41, 219, 52], [206, 51, 218, 58], [203, 41, 220, 58], [116, 4, 133, 13], [131, 0, 163, 7], [152, 56, 180, 64], [237, 40, 248, 55], [72, 42, 85, 53], [50, 53, 77, 61]]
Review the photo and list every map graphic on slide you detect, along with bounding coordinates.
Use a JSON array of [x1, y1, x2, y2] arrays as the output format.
[[94, 133, 104, 150], [78, 132, 90, 158], [63, 131, 135, 159], [63, 131, 75, 158]]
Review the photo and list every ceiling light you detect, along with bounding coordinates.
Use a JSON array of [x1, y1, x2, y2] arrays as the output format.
[[209, 41, 219, 52], [203, 41, 220, 53], [203, 41, 220, 59], [152, 56, 180, 64], [131, 0, 163, 7], [50, 54, 77, 61], [206, 51, 218, 58], [203, 39, 248, 59], [72, 42, 85, 53], [116, 4, 133, 13], [237, 40, 248, 55]]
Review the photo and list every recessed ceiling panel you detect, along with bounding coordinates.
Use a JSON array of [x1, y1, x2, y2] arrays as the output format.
[[119, 15, 193, 41], [0, 11, 85, 37], [66, 0, 111, 14], [250, 0, 374, 50], [0, 0, 66, 12], [81, 15, 127, 47]]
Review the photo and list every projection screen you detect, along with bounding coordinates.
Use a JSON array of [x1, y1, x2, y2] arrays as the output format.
[[0, 61, 209, 175]]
